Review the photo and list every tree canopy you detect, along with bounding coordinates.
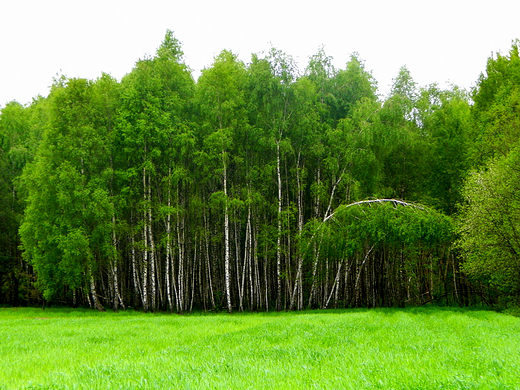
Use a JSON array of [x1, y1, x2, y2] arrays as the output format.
[[1, 32, 520, 310]]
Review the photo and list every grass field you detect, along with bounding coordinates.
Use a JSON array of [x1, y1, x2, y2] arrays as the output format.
[[1, 306, 519, 389]]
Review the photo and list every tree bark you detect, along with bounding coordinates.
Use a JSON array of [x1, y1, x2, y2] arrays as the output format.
[[324, 260, 343, 309], [223, 150, 232, 313], [290, 152, 304, 310], [142, 167, 149, 312], [111, 214, 124, 311], [88, 266, 105, 312], [204, 211, 216, 310], [176, 186, 185, 312], [165, 171, 173, 312], [147, 173, 156, 312], [276, 140, 282, 311]]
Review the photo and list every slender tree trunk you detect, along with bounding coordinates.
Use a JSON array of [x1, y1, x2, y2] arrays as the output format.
[[307, 165, 324, 308], [307, 234, 325, 309], [223, 150, 232, 313], [165, 170, 173, 312], [198, 235, 206, 311], [204, 211, 215, 310], [276, 140, 282, 311], [254, 221, 261, 310], [236, 216, 246, 312], [171, 226, 180, 311], [233, 216, 241, 311], [452, 257, 459, 304], [325, 260, 343, 309], [334, 261, 341, 308], [285, 202, 291, 311], [190, 244, 196, 312], [323, 257, 330, 308], [111, 214, 124, 311], [290, 153, 304, 310], [176, 187, 185, 312], [130, 223, 142, 308], [324, 167, 346, 220], [264, 238, 269, 312], [245, 204, 253, 311], [88, 266, 105, 312], [315, 166, 321, 218], [147, 173, 156, 312], [344, 258, 352, 307], [142, 167, 149, 312], [349, 243, 377, 308]]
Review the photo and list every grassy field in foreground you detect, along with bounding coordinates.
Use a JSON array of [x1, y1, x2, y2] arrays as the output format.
[[1, 307, 520, 389]]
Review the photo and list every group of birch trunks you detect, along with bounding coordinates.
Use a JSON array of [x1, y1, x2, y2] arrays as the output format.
[[6, 32, 480, 311], [97, 198, 461, 313]]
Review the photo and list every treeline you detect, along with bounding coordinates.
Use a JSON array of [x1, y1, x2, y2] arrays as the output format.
[[1, 31, 519, 311]]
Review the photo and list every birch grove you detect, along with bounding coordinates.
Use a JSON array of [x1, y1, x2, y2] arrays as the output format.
[[7, 31, 514, 310]]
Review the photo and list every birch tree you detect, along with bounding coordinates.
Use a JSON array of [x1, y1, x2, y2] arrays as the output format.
[[196, 50, 248, 313], [20, 77, 117, 310], [5, 31, 492, 309], [117, 30, 194, 311]]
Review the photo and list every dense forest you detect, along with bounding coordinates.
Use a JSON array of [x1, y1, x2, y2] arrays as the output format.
[[1, 31, 520, 312]]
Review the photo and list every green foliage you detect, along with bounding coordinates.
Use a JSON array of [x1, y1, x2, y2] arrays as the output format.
[[473, 40, 520, 114], [420, 86, 472, 214], [329, 53, 378, 123], [0, 97, 49, 305], [317, 200, 454, 257], [302, 200, 455, 307], [458, 145, 520, 296], [3, 30, 516, 309], [471, 40, 520, 165], [19, 76, 118, 301], [156, 29, 185, 62], [457, 40, 520, 303]]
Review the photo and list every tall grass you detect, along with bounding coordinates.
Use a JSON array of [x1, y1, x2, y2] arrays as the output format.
[[1, 306, 519, 389]]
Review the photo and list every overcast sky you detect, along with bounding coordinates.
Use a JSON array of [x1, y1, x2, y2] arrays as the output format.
[[1, 0, 519, 108]]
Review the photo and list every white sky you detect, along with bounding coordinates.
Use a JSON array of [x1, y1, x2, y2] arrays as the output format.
[[1, 0, 519, 108]]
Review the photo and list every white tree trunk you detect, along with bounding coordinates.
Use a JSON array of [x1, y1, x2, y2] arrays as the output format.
[[111, 214, 125, 311], [130, 224, 142, 307], [223, 150, 232, 313], [88, 266, 105, 312], [276, 141, 282, 311], [324, 260, 343, 309], [204, 211, 216, 310], [290, 152, 304, 310], [176, 190, 185, 312], [142, 167, 149, 312], [147, 174, 156, 311], [165, 171, 173, 312]]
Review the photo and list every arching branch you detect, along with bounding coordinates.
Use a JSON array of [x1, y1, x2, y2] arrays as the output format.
[[323, 198, 424, 223]]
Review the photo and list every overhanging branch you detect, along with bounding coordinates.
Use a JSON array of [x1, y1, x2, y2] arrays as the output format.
[[323, 198, 424, 223]]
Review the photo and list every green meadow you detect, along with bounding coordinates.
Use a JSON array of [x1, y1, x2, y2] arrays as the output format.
[[1, 307, 520, 389]]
